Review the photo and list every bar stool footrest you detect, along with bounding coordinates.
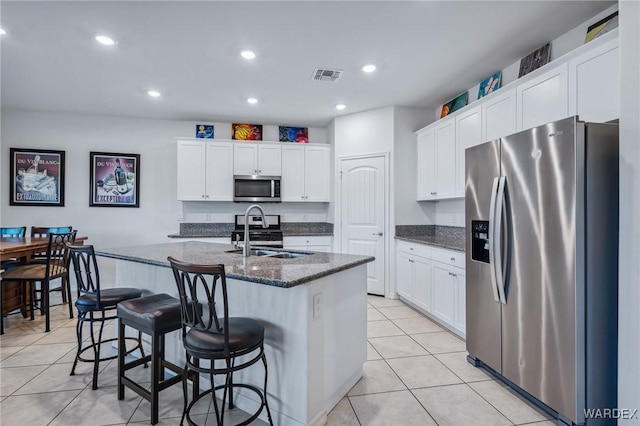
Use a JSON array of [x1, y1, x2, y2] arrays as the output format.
[[75, 336, 142, 364]]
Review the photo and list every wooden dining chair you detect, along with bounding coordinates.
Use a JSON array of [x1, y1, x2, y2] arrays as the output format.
[[30, 226, 73, 307], [1, 230, 77, 333], [1, 227, 27, 238]]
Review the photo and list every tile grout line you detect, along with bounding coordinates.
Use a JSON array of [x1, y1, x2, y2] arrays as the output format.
[[345, 395, 363, 426], [464, 381, 518, 425]]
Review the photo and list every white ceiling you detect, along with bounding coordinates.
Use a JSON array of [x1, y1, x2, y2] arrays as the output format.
[[1, 1, 613, 127]]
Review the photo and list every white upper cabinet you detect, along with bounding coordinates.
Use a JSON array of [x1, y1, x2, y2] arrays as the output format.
[[435, 121, 456, 199], [233, 143, 281, 176], [281, 145, 306, 201], [205, 142, 234, 201], [177, 140, 207, 201], [416, 129, 436, 200], [455, 106, 482, 197], [482, 88, 517, 142], [517, 63, 569, 131], [568, 38, 619, 123], [177, 140, 233, 201], [233, 144, 258, 175], [304, 145, 331, 201], [258, 144, 282, 176], [281, 144, 330, 202], [416, 122, 456, 201]]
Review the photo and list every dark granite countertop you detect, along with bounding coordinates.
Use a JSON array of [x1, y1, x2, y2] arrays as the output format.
[[167, 232, 230, 238], [96, 241, 372, 288], [282, 232, 334, 237], [395, 235, 465, 252]]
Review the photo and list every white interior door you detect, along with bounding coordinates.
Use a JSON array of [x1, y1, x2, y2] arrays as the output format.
[[340, 156, 386, 295]]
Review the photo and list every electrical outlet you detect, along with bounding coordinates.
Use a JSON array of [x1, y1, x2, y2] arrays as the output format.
[[313, 293, 322, 319], [177, 215, 184, 222], [205, 213, 212, 222]]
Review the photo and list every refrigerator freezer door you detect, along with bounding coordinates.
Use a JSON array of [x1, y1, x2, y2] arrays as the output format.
[[465, 139, 502, 373], [499, 117, 578, 422]]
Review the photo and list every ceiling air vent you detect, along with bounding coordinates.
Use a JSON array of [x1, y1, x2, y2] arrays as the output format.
[[312, 68, 343, 82]]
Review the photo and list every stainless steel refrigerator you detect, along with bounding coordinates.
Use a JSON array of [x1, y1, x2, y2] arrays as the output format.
[[465, 116, 618, 425]]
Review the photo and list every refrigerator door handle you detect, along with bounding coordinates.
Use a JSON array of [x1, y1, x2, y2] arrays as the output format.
[[488, 176, 501, 303], [494, 176, 507, 304]]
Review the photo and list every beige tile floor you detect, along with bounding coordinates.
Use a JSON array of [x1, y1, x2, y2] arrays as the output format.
[[0, 294, 554, 425], [327, 295, 555, 426]]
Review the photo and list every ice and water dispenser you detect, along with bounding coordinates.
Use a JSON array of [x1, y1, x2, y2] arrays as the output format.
[[471, 220, 490, 263]]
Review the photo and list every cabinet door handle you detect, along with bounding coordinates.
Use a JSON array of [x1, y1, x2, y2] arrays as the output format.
[[450, 257, 455, 261], [430, 192, 437, 195], [201, 195, 205, 198], [372, 232, 383, 236], [448, 272, 452, 276], [410, 247, 414, 250], [452, 273, 457, 277], [409, 259, 414, 263]]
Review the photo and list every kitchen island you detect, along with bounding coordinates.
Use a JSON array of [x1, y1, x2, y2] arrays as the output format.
[[97, 241, 374, 426]]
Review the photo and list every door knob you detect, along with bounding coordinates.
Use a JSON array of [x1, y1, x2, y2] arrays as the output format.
[[372, 232, 383, 236]]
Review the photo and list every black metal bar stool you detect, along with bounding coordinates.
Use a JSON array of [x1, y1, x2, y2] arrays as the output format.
[[168, 257, 273, 426], [117, 293, 199, 425], [68, 244, 145, 390]]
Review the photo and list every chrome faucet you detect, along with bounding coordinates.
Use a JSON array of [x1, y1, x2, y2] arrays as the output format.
[[243, 204, 268, 258]]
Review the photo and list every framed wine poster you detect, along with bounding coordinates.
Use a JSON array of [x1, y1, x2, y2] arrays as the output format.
[[90, 152, 140, 207], [10, 148, 65, 206]]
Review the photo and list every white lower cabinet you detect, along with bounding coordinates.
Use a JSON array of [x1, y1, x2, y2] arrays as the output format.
[[283, 236, 332, 252], [431, 262, 456, 325], [455, 268, 466, 334], [396, 250, 416, 300], [412, 255, 432, 312], [396, 240, 465, 337]]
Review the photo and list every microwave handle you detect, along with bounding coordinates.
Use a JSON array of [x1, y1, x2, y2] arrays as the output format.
[[271, 180, 275, 197]]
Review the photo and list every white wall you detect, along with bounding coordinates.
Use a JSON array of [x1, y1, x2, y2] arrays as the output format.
[[439, 3, 619, 117], [425, 4, 619, 228], [618, 0, 640, 423], [182, 201, 329, 224], [0, 110, 329, 248], [333, 106, 395, 159], [393, 106, 434, 225], [434, 199, 465, 227]]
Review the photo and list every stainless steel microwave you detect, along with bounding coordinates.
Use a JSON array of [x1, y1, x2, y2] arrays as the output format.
[[233, 175, 281, 202]]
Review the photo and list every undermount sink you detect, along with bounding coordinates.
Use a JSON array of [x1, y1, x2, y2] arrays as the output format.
[[224, 248, 310, 258]]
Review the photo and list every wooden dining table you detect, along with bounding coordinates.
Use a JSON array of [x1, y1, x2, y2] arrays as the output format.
[[1, 236, 87, 319]]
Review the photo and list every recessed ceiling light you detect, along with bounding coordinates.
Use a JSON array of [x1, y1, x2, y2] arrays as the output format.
[[336, 104, 346, 111], [0, 28, 6, 36], [147, 90, 161, 98], [241, 50, 256, 60], [362, 64, 377, 73], [95, 35, 116, 46], [247, 98, 258, 104]]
